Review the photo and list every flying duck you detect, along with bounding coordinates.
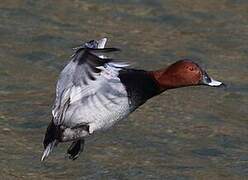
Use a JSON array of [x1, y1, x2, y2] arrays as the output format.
[[41, 38, 223, 161]]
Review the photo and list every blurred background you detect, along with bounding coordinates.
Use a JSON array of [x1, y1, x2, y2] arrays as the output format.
[[0, 0, 247, 179]]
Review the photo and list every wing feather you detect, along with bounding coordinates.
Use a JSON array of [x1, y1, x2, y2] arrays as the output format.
[[52, 38, 129, 126]]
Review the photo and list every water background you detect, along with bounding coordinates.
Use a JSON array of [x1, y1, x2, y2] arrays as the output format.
[[0, 0, 247, 179]]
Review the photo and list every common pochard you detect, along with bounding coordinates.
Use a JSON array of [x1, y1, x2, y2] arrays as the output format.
[[41, 38, 223, 161]]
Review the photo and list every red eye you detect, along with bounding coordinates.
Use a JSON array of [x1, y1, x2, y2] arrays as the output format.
[[189, 67, 194, 71]]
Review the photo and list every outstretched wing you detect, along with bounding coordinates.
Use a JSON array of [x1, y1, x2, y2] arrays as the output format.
[[52, 38, 128, 126]]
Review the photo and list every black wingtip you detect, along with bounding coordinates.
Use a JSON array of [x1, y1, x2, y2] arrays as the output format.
[[73, 47, 120, 53], [87, 47, 121, 52]]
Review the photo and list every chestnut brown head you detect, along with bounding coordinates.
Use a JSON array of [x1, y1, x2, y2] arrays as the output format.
[[150, 60, 223, 91]]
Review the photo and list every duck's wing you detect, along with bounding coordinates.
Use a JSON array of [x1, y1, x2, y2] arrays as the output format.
[[54, 38, 116, 103], [52, 38, 128, 126]]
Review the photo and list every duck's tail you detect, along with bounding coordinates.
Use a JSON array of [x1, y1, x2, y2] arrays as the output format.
[[41, 140, 57, 161], [41, 120, 59, 161]]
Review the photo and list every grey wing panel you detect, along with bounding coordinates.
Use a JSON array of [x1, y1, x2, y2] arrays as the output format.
[[52, 60, 76, 125], [51, 39, 126, 126], [62, 76, 129, 129], [52, 52, 103, 124]]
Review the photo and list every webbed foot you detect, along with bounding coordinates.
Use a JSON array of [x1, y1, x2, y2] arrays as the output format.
[[67, 139, 85, 160]]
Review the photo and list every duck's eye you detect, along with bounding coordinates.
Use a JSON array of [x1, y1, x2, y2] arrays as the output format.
[[188, 67, 194, 71]]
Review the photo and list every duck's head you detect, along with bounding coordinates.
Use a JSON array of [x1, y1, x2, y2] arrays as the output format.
[[151, 60, 224, 91]]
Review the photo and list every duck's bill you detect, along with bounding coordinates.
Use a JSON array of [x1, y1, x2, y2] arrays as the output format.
[[202, 71, 224, 87], [206, 78, 223, 87]]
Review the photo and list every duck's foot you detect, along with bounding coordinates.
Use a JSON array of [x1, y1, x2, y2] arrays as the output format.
[[67, 139, 85, 160]]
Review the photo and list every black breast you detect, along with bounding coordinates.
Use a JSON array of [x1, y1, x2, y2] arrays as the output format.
[[118, 69, 160, 110]]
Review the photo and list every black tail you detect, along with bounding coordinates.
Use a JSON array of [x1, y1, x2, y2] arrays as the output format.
[[41, 121, 59, 161]]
